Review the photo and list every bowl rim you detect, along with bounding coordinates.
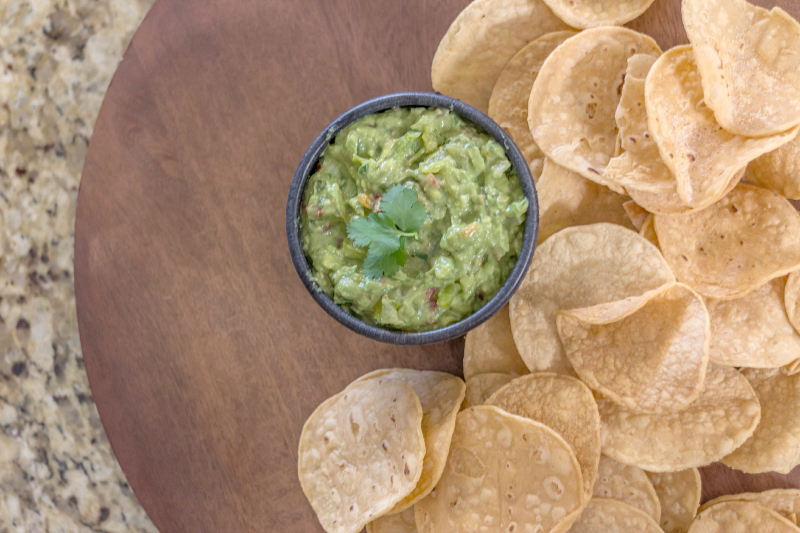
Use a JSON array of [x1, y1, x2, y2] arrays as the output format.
[[285, 92, 539, 345]]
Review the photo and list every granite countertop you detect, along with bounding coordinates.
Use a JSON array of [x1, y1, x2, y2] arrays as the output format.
[[1, 1, 157, 531]]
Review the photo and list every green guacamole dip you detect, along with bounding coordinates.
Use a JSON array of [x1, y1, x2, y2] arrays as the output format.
[[300, 107, 528, 331]]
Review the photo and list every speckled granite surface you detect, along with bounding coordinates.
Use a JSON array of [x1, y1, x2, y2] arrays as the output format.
[[0, 1, 158, 531]]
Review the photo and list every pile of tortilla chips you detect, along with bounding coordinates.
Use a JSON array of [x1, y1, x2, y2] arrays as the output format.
[[300, 0, 800, 531]]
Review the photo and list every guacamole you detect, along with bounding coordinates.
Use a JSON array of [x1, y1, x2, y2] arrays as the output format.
[[300, 107, 528, 331]]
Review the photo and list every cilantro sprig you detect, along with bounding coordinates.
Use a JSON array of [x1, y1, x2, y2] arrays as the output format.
[[347, 185, 427, 279]]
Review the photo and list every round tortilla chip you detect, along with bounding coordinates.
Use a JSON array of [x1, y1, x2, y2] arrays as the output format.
[[645, 46, 798, 208], [599, 364, 761, 472], [707, 276, 800, 368], [655, 184, 800, 300], [623, 200, 650, 231], [626, 167, 743, 216], [366, 508, 417, 533], [298, 379, 425, 533], [414, 405, 585, 533], [510, 223, 675, 374], [541, 0, 656, 29], [594, 456, 661, 523], [639, 215, 659, 248], [785, 270, 800, 336], [485, 373, 601, 499], [569, 498, 664, 533], [461, 373, 515, 410], [700, 489, 800, 524], [537, 158, 635, 243], [646, 469, 702, 533], [431, 0, 570, 113], [558, 283, 710, 413], [605, 54, 678, 195], [463, 306, 528, 381], [723, 368, 800, 474], [529, 28, 661, 188], [354, 370, 466, 512], [688, 501, 800, 533], [488, 31, 578, 179], [683, 0, 800, 137], [748, 135, 800, 200]]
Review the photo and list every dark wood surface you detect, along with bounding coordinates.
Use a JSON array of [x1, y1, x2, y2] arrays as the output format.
[[74, 0, 800, 531]]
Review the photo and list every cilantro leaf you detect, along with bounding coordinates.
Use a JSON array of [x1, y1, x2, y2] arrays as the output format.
[[361, 238, 407, 280], [346, 186, 428, 279], [380, 185, 427, 232], [363, 248, 400, 279], [346, 213, 402, 255], [393, 237, 408, 267]]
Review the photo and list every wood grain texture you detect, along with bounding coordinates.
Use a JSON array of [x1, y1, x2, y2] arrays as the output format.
[[74, 0, 800, 531]]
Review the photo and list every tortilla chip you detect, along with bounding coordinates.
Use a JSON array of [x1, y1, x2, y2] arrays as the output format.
[[463, 306, 527, 381], [605, 54, 678, 195], [785, 270, 800, 336], [723, 368, 800, 474], [700, 489, 800, 524], [626, 167, 743, 216], [639, 215, 659, 248], [529, 28, 661, 189], [599, 364, 761, 472], [431, 0, 569, 113], [414, 405, 585, 533], [787, 359, 800, 377], [623, 200, 650, 231], [559, 283, 709, 413], [568, 498, 663, 533], [354, 370, 465, 512], [594, 456, 661, 523], [537, 159, 635, 243], [626, 187, 687, 216], [460, 373, 514, 410], [366, 508, 417, 533], [645, 46, 798, 208], [707, 277, 800, 368], [748, 135, 800, 200], [683, 0, 800, 137], [541, 0, 656, 29], [298, 379, 425, 533], [688, 501, 799, 533], [488, 31, 577, 179], [486, 373, 601, 499], [646, 469, 702, 533], [655, 184, 800, 300], [510, 223, 675, 374]]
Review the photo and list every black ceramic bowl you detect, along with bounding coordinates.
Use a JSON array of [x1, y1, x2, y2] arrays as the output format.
[[286, 92, 539, 344]]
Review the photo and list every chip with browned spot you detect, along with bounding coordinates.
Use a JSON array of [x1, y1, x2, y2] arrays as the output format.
[[645, 46, 798, 208], [298, 379, 425, 533], [529, 28, 661, 188], [414, 405, 585, 533], [655, 184, 800, 300]]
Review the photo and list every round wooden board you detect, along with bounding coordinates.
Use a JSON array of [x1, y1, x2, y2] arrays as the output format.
[[74, 0, 800, 531]]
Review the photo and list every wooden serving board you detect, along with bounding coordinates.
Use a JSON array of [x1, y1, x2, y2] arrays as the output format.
[[74, 0, 800, 531]]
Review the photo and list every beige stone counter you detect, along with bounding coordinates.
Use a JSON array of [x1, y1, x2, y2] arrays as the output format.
[[1, 1, 157, 530]]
